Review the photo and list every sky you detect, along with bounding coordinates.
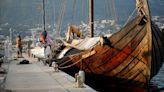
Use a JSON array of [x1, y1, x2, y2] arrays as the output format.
[[0, 0, 163, 37], [1, 0, 163, 25]]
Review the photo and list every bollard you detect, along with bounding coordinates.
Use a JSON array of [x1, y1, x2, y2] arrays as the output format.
[[75, 70, 85, 88], [78, 70, 85, 83], [76, 75, 83, 88], [53, 62, 59, 72]]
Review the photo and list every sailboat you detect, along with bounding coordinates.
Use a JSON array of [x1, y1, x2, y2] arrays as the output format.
[[53, 0, 164, 89]]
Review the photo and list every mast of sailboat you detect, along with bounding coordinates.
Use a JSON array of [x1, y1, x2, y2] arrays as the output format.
[[42, 0, 46, 31], [89, 0, 94, 37]]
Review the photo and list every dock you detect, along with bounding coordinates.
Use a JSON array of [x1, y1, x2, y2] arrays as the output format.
[[1, 53, 96, 92]]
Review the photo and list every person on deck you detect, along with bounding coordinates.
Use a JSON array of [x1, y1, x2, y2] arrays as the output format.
[[16, 34, 23, 58]]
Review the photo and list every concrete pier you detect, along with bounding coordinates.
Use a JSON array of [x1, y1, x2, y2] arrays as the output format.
[[2, 54, 96, 92]]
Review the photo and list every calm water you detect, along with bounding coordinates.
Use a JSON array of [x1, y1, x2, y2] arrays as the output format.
[[150, 63, 164, 92]]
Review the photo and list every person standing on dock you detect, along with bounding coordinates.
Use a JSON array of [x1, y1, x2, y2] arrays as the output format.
[[16, 34, 22, 58], [27, 40, 32, 57], [40, 30, 48, 58], [40, 30, 47, 45]]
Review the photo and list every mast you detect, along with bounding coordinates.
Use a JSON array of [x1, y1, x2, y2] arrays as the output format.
[[43, 0, 46, 31], [89, 0, 94, 37]]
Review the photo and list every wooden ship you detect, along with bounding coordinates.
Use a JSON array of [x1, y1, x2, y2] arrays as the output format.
[[52, 0, 164, 90]]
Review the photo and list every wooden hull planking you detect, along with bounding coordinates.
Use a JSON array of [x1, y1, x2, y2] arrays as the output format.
[[57, 16, 164, 87]]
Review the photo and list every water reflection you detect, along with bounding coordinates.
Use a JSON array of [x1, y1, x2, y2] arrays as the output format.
[[150, 63, 164, 92]]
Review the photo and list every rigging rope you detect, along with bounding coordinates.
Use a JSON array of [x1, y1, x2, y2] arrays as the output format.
[[55, 0, 62, 37], [104, 0, 111, 19], [79, 0, 85, 70], [81, 0, 84, 22], [56, 0, 66, 39], [58, 49, 96, 69], [58, 58, 72, 67], [80, 0, 86, 35], [57, 47, 108, 69], [109, 0, 117, 31], [58, 58, 82, 69], [86, 0, 89, 24], [123, 8, 136, 27], [52, 0, 56, 38], [71, 0, 77, 24], [80, 0, 84, 35]]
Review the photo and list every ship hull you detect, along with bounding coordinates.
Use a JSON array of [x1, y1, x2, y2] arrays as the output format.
[[56, 15, 164, 89]]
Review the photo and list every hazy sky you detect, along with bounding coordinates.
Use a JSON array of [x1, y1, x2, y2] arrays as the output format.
[[0, 0, 163, 25], [0, 0, 163, 37]]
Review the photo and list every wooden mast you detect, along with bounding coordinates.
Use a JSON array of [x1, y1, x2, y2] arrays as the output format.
[[89, 0, 94, 37], [43, 0, 46, 31]]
